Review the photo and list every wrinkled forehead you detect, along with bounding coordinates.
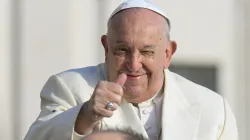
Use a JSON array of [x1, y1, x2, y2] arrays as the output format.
[[108, 8, 167, 30], [82, 132, 126, 140], [107, 8, 168, 45]]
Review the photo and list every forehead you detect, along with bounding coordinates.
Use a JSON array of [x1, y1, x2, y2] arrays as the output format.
[[108, 8, 167, 46], [83, 132, 126, 140], [109, 8, 166, 28]]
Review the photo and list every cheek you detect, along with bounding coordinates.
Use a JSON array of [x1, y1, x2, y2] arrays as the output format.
[[107, 55, 126, 75], [107, 54, 122, 65], [156, 53, 168, 68], [143, 57, 164, 71], [112, 56, 125, 69], [142, 59, 165, 78]]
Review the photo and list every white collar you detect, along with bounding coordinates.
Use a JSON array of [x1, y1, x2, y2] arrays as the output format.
[[137, 86, 164, 107]]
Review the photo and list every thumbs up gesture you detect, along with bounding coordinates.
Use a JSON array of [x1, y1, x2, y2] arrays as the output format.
[[76, 73, 127, 129], [89, 73, 127, 119], [75, 73, 127, 134]]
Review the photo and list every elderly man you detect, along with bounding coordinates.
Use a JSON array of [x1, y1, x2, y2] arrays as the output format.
[[25, 0, 238, 140]]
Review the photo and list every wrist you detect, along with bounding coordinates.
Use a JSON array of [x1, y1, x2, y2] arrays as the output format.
[[74, 101, 99, 135]]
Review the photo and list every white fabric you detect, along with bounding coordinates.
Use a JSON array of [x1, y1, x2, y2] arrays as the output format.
[[108, 0, 169, 23], [24, 63, 238, 140], [133, 88, 163, 140]]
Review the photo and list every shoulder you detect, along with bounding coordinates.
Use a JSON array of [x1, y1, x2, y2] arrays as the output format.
[[55, 63, 107, 88], [41, 63, 107, 103], [167, 70, 224, 114], [167, 70, 238, 138], [168, 70, 223, 103]]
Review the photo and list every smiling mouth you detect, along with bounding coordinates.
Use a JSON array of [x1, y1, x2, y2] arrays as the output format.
[[126, 74, 145, 80]]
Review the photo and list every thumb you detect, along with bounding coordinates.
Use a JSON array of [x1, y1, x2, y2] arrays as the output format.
[[115, 73, 127, 86]]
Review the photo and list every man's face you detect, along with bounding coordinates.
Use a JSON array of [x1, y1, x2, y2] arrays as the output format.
[[102, 8, 176, 103]]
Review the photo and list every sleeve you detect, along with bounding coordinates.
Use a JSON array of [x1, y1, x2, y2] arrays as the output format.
[[218, 98, 239, 140], [24, 75, 87, 140]]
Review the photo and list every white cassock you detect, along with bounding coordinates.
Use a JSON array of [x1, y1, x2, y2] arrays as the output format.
[[24, 63, 238, 140]]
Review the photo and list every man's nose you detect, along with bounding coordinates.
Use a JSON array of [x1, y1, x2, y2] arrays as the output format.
[[126, 53, 142, 72]]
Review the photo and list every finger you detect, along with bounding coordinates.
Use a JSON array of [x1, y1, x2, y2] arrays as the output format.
[[94, 104, 113, 118], [106, 83, 124, 96], [99, 108, 113, 118], [93, 90, 120, 108], [105, 102, 118, 111], [99, 90, 122, 104], [115, 73, 127, 86]]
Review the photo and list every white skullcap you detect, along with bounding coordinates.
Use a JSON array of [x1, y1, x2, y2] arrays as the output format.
[[108, 0, 170, 24]]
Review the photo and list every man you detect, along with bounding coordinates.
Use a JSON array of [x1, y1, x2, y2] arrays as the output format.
[[82, 128, 148, 140], [25, 0, 238, 140]]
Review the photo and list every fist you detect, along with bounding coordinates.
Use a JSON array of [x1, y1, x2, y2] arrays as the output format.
[[87, 73, 127, 121]]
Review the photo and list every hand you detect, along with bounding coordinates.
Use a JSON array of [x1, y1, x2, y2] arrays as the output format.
[[88, 73, 127, 121], [75, 73, 127, 134]]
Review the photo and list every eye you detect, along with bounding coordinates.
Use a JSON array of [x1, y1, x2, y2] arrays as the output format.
[[118, 48, 128, 52], [113, 47, 128, 56], [140, 50, 154, 56]]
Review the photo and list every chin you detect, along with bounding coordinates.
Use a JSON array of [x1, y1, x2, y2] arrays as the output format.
[[124, 95, 141, 103], [124, 85, 142, 95], [123, 90, 142, 102]]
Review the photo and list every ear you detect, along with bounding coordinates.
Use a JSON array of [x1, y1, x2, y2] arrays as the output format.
[[164, 41, 177, 68], [101, 35, 108, 58]]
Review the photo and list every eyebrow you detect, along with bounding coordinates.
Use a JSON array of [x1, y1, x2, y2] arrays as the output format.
[[116, 41, 129, 45], [142, 45, 156, 49], [115, 41, 156, 49]]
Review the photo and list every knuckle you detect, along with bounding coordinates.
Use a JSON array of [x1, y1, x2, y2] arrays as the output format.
[[98, 81, 106, 87], [91, 95, 98, 103], [112, 104, 118, 110], [94, 88, 102, 94], [95, 82, 108, 93], [92, 105, 98, 112], [94, 88, 105, 97], [113, 95, 122, 104], [109, 84, 123, 95], [117, 86, 123, 94], [117, 96, 122, 104], [114, 84, 123, 94]]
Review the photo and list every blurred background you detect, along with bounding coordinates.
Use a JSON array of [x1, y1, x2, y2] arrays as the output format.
[[0, 0, 249, 139]]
